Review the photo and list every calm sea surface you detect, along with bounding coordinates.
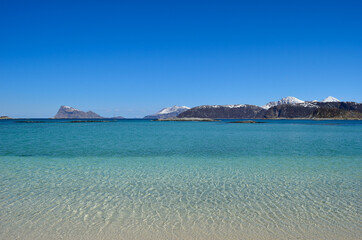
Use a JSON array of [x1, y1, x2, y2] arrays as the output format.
[[0, 119, 361, 240]]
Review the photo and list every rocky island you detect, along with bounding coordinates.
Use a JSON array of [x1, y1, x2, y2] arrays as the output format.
[[54, 106, 104, 119]]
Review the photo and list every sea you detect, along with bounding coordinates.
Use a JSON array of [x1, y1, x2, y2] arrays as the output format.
[[0, 119, 361, 240]]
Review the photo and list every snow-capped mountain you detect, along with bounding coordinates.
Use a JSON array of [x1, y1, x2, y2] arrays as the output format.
[[177, 96, 362, 119], [157, 106, 190, 115], [262, 96, 305, 109], [322, 96, 340, 102], [144, 106, 190, 119]]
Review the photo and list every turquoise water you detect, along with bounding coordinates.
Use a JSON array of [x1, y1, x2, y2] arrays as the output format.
[[0, 119, 361, 240]]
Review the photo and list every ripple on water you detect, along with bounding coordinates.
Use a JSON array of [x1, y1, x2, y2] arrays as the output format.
[[0, 155, 361, 240]]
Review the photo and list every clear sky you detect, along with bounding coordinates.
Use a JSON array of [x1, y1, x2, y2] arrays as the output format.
[[0, 0, 361, 118]]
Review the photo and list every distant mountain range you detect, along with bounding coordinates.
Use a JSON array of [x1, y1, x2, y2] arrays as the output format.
[[178, 96, 362, 119], [16, 97, 360, 120], [144, 106, 190, 119], [261, 96, 342, 109]]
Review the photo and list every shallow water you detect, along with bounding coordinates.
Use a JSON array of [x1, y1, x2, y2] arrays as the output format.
[[0, 119, 361, 239]]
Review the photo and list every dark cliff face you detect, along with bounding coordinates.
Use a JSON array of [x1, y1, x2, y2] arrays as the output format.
[[312, 108, 362, 119], [178, 105, 266, 119], [264, 102, 362, 119], [314, 102, 362, 112], [54, 106, 103, 119], [264, 105, 316, 118]]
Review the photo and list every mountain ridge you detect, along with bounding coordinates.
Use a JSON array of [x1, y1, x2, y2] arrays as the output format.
[[178, 96, 362, 119]]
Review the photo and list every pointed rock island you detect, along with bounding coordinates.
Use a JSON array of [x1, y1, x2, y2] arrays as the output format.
[[54, 106, 103, 119]]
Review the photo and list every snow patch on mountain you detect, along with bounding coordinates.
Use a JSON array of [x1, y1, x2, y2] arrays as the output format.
[[157, 106, 190, 114], [322, 96, 340, 102], [61, 106, 79, 112], [299, 102, 319, 108], [197, 104, 247, 109], [144, 106, 190, 119], [262, 96, 305, 109]]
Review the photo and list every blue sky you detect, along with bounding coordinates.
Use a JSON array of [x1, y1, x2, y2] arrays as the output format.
[[0, 0, 361, 118]]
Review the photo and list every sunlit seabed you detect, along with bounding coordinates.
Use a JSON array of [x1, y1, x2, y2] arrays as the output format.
[[0, 119, 361, 239]]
